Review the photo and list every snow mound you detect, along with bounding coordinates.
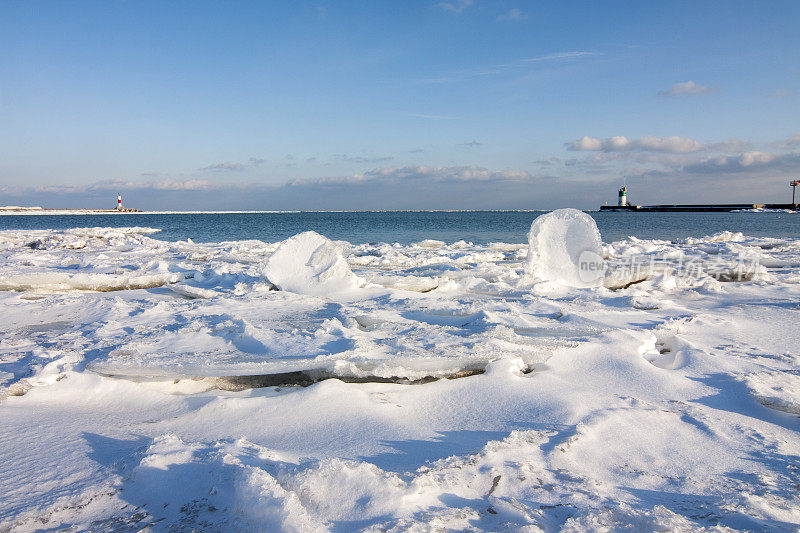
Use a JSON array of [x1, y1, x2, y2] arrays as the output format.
[[263, 231, 363, 296], [526, 208, 604, 287]]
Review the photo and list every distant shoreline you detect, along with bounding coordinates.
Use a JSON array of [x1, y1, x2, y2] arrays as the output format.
[[0, 208, 556, 215], [0, 208, 144, 215]]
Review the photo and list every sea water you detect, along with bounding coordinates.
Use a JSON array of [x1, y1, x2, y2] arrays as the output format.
[[0, 210, 798, 244]]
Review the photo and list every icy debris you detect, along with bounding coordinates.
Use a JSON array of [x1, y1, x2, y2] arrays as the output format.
[[415, 239, 445, 248], [364, 273, 439, 292], [0, 272, 182, 292], [526, 209, 604, 287], [707, 264, 769, 282], [263, 231, 364, 296], [168, 283, 219, 299], [604, 231, 780, 289], [683, 230, 745, 244], [0, 227, 162, 250]]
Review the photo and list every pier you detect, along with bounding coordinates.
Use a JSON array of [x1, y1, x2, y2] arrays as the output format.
[[600, 203, 799, 212], [600, 184, 800, 212]]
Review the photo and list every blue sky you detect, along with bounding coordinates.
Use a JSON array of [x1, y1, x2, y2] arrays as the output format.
[[1, 0, 799, 210]]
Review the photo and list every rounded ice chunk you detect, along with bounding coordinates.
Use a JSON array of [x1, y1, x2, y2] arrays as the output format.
[[263, 231, 363, 296], [526, 208, 604, 287]]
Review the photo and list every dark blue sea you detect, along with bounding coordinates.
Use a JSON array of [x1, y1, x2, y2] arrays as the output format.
[[0, 211, 798, 244]]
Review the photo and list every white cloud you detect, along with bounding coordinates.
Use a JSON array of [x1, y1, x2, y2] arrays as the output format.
[[29, 184, 87, 194], [738, 151, 776, 166], [435, 0, 473, 13], [200, 162, 245, 172], [706, 139, 753, 152], [497, 8, 527, 21], [386, 165, 530, 182], [776, 134, 800, 150], [334, 154, 394, 164], [567, 135, 703, 153], [8, 134, 798, 211], [637, 136, 704, 153], [89, 179, 214, 191], [1, 178, 217, 197], [569, 136, 603, 151], [151, 179, 213, 191], [199, 157, 265, 172], [658, 80, 713, 97], [291, 165, 533, 187], [562, 133, 800, 199], [7, 147, 798, 210], [521, 51, 597, 63], [684, 151, 797, 173]]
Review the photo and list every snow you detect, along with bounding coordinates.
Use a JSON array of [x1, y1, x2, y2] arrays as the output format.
[[263, 231, 364, 297], [1, 222, 800, 530], [526, 208, 604, 287]]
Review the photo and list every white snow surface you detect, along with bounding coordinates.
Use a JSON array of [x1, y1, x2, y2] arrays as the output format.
[[1, 224, 800, 531]]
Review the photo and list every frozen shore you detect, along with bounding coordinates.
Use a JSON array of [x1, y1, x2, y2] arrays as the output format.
[[0, 218, 799, 531]]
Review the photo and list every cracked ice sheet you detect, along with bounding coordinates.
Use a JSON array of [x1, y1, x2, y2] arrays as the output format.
[[0, 227, 799, 530]]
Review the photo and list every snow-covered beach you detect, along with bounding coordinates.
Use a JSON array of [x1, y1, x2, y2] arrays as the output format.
[[1, 211, 799, 531]]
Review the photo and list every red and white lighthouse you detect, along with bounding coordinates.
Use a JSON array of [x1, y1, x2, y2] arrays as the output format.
[[117, 194, 123, 211]]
